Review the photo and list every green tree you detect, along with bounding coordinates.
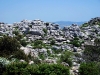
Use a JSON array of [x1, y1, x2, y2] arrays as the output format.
[[83, 38, 100, 62], [33, 40, 43, 49], [69, 37, 82, 47], [50, 40, 55, 45], [43, 28, 47, 36], [3, 62, 29, 75], [31, 64, 70, 75], [60, 51, 73, 67], [12, 30, 19, 36], [0, 36, 20, 57], [20, 39, 28, 47], [2, 63, 70, 75], [45, 22, 49, 26], [0, 36, 29, 61], [79, 62, 99, 75]]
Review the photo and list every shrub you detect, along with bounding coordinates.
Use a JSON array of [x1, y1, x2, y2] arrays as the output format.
[[0, 36, 29, 61], [0, 36, 20, 57], [48, 38, 53, 41], [32, 58, 41, 64], [29, 24, 32, 28], [96, 62, 100, 74], [81, 23, 88, 27], [39, 53, 45, 60], [33, 40, 43, 49], [79, 62, 99, 75], [13, 50, 29, 62], [20, 39, 28, 47], [50, 40, 55, 45], [60, 51, 73, 67], [43, 28, 47, 35], [83, 38, 100, 62], [13, 30, 19, 36], [45, 22, 49, 26], [33, 64, 70, 75], [0, 57, 9, 75], [70, 40, 81, 47], [3, 62, 29, 75], [15, 34, 24, 42], [3, 63, 70, 75], [53, 49, 62, 54]]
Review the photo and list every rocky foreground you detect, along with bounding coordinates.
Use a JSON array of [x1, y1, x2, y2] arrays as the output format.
[[0, 17, 100, 75]]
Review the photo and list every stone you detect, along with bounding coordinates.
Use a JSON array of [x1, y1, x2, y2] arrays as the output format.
[[61, 62, 69, 66], [29, 61, 34, 64], [73, 47, 78, 52]]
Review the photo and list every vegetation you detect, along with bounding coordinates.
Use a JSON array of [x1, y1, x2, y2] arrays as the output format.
[[69, 37, 82, 47], [3, 62, 29, 75], [29, 24, 32, 28], [13, 30, 19, 36], [39, 53, 45, 60], [60, 51, 73, 67], [32, 40, 44, 49], [35, 64, 70, 75], [13, 50, 29, 62], [79, 38, 100, 75], [0, 36, 29, 61], [1, 62, 70, 75], [45, 22, 49, 26], [83, 38, 100, 62], [0, 36, 20, 57], [43, 28, 47, 36], [20, 39, 28, 47], [14, 33, 28, 47], [81, 23, 88, 27], [79, 62, 99, 75], [52, 48, 62, 54], [50, 40, 55, 45]]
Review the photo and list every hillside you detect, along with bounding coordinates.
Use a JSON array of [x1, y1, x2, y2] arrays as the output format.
[[0, 17, 100, 75]]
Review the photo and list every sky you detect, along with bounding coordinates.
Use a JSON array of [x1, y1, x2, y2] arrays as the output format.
[[0, 0, 100, 23]]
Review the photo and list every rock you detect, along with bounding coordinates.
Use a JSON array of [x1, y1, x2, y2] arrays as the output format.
[[66, 40, 70, 43], [73, 47, 78, 52], [20, 47, 31, 55], [52, 46, 61, 50], [29, 61, 34, 64], [61, 62, 69, 66], [73, 62, 79, 66], [44, 58, 56, 64], [20, 60, 25, 62]]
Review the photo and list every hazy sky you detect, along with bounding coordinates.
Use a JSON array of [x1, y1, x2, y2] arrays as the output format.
[[0, 0, 100, 23]]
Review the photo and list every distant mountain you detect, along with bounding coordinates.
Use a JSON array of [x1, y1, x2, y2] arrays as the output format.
[[54, 21, 85, 28]]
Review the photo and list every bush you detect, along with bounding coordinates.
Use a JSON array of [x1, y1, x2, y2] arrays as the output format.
[[69, 37, 83, 47], [13, 30, 19, 36], [50, 40, 55, 45], [32, 64, 70, 75], [3, 63, 70, 75], [3, 62, 29, 75], [43, 28, 47, 35], [39, 53, 45, 60], [0, 36, 20, 57], [13, 50, 29, 62], [79, 62, 99, 75], [33, 40, 43, 49], [20, 39, 28, 47], [0, 36, 29, 62], [83, 38, 100, 62], [70, 40, 81, 47], [60, 51, 73, 67], [0, 57, 9, 75], [81, 23, 88, 27]]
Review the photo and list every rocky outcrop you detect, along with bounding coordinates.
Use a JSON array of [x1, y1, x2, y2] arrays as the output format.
[[1, 17, 100, 75]]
